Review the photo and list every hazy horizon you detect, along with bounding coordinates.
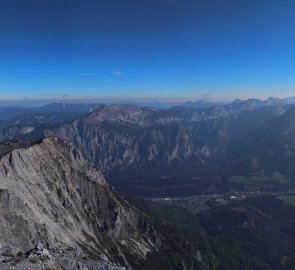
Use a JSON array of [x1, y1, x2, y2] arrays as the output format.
[[0, 94, 295, 108]]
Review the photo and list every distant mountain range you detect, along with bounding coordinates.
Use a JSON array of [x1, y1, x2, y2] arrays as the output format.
[[2, 96, 295, 109], [1, 97, 295, 196]]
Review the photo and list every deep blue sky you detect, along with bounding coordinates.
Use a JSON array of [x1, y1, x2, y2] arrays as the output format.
[[0, 0, 295, 101]]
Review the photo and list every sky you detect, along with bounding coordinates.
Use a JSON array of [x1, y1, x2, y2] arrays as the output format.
[[0, 0, 295, 102]]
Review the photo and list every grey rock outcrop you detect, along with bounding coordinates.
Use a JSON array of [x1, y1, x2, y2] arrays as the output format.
[[0, 137, 158, 269]]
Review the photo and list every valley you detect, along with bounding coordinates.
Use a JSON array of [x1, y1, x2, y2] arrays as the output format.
[[132, 191, 295, 270], [148, 190, 279, 214]]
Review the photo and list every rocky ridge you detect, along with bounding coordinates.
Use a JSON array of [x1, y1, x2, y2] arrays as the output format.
[[0, 137, 159, 269]]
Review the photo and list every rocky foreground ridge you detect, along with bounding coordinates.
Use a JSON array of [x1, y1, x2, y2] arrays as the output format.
[[0, 137, 159, 269]]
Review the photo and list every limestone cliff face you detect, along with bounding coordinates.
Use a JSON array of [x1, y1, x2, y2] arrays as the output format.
[[47, 105, 212, 183], [45, 103, 288, 187], [2, 103, 289, 190], [0, 137, 158, 268]]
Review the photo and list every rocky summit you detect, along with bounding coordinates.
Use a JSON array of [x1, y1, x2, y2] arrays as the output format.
[[0, 137, 159, 269]]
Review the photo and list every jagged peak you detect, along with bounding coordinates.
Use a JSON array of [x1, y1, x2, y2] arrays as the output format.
[[0, 137, 70, 159], [0, 138, 44, 158], [90, 103, 160, 113], [90, 103, 143, 112]]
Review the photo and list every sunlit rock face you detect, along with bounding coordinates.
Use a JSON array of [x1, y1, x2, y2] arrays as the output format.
[[0, 137, 158, 269]]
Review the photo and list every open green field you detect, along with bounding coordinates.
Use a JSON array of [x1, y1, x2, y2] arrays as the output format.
[[277, 194, 295, 206]]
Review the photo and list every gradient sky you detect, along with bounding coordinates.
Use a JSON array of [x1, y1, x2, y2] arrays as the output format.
[[0, 0, 295, 101]]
